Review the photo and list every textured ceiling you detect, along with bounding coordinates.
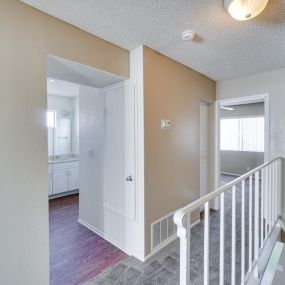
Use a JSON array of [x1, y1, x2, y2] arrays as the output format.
[[47, 78, 79, 98], [47, 55, 126, 88], [21, 0, 285, 81]]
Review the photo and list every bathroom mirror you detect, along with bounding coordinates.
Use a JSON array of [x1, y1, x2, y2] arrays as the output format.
[[56, 118, 72, 155]]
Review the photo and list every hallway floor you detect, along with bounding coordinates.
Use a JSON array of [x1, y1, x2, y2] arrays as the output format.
[[49, 194, 127, 285], [85, 174, 257, 285]]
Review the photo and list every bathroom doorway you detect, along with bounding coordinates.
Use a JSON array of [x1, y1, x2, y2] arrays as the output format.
[[46, 55, 137, 285]]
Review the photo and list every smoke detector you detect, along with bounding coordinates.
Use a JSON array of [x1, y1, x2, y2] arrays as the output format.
[[181, 30, 196, 41]]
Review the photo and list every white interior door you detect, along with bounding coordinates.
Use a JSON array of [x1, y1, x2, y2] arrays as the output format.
[[104, 82, 136, 220], [200, 103, 209, 200]]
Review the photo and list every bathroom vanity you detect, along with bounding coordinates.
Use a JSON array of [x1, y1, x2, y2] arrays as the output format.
[[47, 93, 80, 198], [48, 157, 79, 197]]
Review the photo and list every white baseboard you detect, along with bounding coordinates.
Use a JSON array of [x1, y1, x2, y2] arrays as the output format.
[[143, 218, 201, 262], [221, 172, 240, 177], [78, 218, 129, 256], [49, 189, 79, 200], [143, 235, 177, 262]]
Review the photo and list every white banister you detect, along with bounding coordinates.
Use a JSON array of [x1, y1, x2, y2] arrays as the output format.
[[174, 157, 283, 285], [204, 202, 209, 285]]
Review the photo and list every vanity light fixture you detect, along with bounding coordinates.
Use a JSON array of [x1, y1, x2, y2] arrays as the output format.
[[224, 0, 269, 21]]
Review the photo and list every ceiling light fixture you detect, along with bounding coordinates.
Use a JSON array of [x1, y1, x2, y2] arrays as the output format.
[[181, 30, 196, 41], [224, 0, 269, 21]]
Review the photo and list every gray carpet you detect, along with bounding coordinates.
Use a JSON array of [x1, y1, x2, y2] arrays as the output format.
[[85, 175, 261, 285]]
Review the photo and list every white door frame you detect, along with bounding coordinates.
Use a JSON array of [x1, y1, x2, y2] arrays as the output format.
[[213, 93, 270, 209]]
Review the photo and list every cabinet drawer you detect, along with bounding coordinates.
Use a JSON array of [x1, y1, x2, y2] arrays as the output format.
[[52, 161, 79, 170]]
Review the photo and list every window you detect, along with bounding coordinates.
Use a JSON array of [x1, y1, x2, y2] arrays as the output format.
[[220, 117, 264, 152], [47, 110, 56, 128]]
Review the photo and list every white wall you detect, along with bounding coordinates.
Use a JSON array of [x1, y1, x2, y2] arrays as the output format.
[[78, 73, 145, 260], [217, 68, 285, 217], [217, 68, 285, 160], [78, 85, 105, 236], [220, 150, 264, 175]]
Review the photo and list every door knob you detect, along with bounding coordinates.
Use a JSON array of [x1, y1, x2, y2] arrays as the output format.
[[126, 175, 133, 182]]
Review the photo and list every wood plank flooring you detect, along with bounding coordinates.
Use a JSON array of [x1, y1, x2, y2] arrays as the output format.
[[49, 194, 128, 285]]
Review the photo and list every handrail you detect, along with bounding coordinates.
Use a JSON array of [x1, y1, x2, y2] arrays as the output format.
[[174, 157, 284, 285], [174, 157, 283, 222]]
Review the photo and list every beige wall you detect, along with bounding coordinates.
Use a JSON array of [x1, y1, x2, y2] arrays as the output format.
[[143, 47, 215, 254], [0, 1, 128, 284]]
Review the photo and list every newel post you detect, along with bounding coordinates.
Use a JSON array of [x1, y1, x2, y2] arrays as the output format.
[[174, 210, 191, 285]]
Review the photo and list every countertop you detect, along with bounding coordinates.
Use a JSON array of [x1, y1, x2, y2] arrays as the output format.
[[48, 158, 79, 164]]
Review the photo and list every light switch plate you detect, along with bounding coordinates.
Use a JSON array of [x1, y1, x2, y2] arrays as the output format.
[[88, 148, 95, 158], [161, 119, 171, 130]]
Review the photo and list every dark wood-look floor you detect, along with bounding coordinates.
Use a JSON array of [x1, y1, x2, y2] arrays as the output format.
[[49, 194, 127, 285]]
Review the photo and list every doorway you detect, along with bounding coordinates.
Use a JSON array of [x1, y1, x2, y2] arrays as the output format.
[[215, 94, 269, 189], [46, 55, 138, 285]]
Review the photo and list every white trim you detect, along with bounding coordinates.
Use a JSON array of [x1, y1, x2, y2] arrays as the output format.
[[215, 94, 270, 210], [145, 235, 178, 262], [48, 189, 79, 200], [144, 218, 200, 262], [78, 218, 129, 255], [221, 172, 241, 177], [130, 46, 145, 260], [102, 79, 132, 92]]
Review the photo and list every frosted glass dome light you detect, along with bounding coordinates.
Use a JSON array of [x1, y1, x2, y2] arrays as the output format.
[[224, 0, 269, 21]]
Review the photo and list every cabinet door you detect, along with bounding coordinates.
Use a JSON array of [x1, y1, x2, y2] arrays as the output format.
[[68, 167, 79, 191], [48, 165, 53, 195], [53, 169, 68, 194], [48, 172, 53, 195]]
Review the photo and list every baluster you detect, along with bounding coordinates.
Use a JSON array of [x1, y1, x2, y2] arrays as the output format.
[[249, 175, 253, 272], [254, 171, 260, 277], [261, 169, 264, 248], [272, 162, 276, 226], [274, 160, 278, 223], [204, 202, 210, 285], [241, 180, 245, 284], [219, 193, 225, 285], [269, 164, 272, 229], [231, 185, 236, 285], [265, 166, 268, 240]]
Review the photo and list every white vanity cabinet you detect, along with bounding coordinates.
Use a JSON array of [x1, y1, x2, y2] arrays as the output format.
[[49, 160, 79, 196]]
